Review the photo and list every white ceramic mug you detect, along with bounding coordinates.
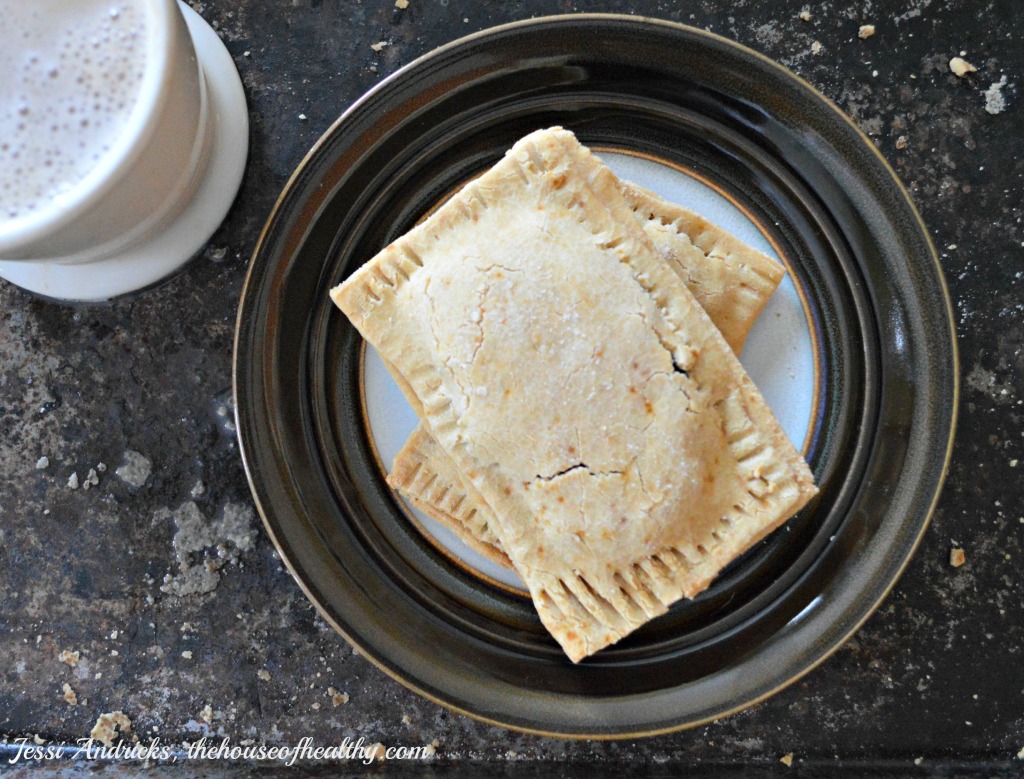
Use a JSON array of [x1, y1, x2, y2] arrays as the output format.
[[0, 0, 248, 301]]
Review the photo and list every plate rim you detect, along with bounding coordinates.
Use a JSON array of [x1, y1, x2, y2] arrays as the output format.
[[233, 13, 958, 739]]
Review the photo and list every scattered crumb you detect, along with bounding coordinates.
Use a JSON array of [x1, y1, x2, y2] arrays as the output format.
[[36, 456, 49, 470], [367, 743, 386, 762], [985, 75, 1009, 115], [59, 649, 80, 667], [200, 704, 214, 723], [181, 650, 193, 659], [298, 113, 307, 121], [115, 450, 151, 488], [243, 50, 251, 57], [949, 57, 977, 78], [331, 689, 349, 706], [82, 468, 99, 491], [915, 757, 924, 765], [110, 650, 118, 657], [1011, 459, 1018, 467], [431, 739, 439, 748], [423, 742, 436, 757], [257, 669, 272, 682], [67, 472, 79, 490], [369, 66, 378, 73], [95, 673, 102, 680], [209, 247, 227, 262], [780, 753, 794, 767], [311, 702, 321, 711], [798, 8, 811, 21], [401, 714, 411, 725], [1017, 746, 1024, 759], [395, 0, 409, 7], [858, 24, 876, 39], [896, 135, 908, 149], [370, 41, 388, 52], [811, 41, 822, 55], [33, 734, 45, 746], [190, 481, 206, 498], [90, 711, 131, 747], [97, 462, 107, 473], [63, 683, 78, 706], [158, 501, 256, 597], [950, 547, 966, 568]]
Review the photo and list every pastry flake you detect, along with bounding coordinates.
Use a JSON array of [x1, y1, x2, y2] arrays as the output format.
[[331, 127, 817, 662]]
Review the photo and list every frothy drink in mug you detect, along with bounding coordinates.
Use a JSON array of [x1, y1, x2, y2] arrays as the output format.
[[0, 1, 149, 225], [0, 0, 249, 301]]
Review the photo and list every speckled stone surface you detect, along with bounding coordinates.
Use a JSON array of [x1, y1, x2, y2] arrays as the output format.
[[1, 0, 1021, 774]]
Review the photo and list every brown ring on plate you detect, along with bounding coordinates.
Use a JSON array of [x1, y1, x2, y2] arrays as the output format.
[[234, 15, 957, 737]]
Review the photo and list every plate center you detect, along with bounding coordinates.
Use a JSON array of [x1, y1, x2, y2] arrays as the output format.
[[362, 151, 816, 592]]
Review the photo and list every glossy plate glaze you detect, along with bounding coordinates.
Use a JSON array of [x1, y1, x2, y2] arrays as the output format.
[[234, 15, 957, 737]]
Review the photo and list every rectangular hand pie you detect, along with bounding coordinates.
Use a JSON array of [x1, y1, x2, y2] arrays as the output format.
[[331, 127, 817, 662], [389, 180, 787, 569]]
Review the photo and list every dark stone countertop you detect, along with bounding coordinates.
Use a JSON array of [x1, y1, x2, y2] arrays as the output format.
[[1, 0, 1021, 774]]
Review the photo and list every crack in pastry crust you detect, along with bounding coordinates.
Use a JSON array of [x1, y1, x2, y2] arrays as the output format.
[[332, 128, 816, 662]]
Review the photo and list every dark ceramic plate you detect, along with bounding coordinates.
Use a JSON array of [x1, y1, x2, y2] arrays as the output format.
[[234, 15, 957, 737]]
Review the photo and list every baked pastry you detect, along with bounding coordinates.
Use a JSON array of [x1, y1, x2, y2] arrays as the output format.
[[389, 181, 787, 568], [331, 127, 817, 661]]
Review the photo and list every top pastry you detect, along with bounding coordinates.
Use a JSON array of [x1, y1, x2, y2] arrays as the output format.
[[331, 127, 817, 662], [387, 178, 788, 570]]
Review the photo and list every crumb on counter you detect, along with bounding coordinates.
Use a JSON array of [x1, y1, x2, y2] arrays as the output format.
[[90, 711, 131, 747], [985, 76, 1009, 115], [950, 547, 966, 567], [370, 41, 388, 52], [949, 57, 977, 77], [780, 753, 794, 767], [115, 450, 152, 489], [858, 24, 876, 39], [63, 683, 78, 706], [257, 668, 272, 681], [82, 468, 99, 490], [59, 649, 80, 667], [395, 0, 409, 7], [67, 472, 79, 490], [811, 41, 823, 55], [798, 8, 811, 21], [896, 135, 908, 149], [35, 456, 49, 470]]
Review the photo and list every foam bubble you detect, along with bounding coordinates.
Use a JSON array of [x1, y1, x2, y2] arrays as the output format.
[[0, 1, 148, 225]]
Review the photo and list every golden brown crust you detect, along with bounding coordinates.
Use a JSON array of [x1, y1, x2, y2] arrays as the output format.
[[389, 180, 789, 572], [331, 127, 817, 662], [387, 426, 512, 568], [619, 182, 786, 353]]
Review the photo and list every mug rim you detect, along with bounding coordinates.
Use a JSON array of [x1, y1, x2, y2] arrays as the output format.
[[0, 0, 179, 254]]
